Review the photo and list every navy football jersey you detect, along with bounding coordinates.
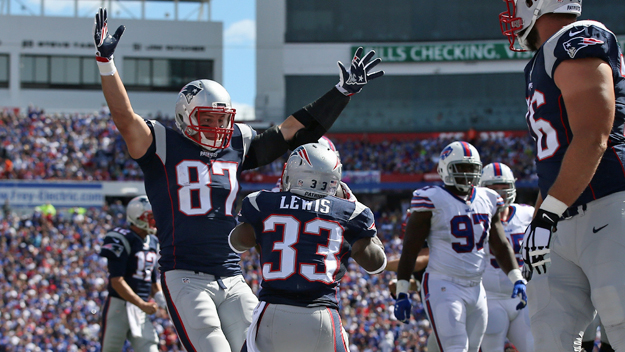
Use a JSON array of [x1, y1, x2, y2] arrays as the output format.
[[525, 20, 625, 208], [239, 191, 377, 309], [100, 227, 159, 301], [135, 121, 258, 276]]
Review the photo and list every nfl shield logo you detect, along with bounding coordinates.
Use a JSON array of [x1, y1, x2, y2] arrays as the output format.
[[297, 180, 304, 187], [182, 278, 190, 284]]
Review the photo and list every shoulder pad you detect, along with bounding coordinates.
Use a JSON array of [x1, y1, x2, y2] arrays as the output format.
[[348, 201, 369, 221], [543, 20, 613, 78], [245, 190, 263, 211], [104, 231, 131, 255]]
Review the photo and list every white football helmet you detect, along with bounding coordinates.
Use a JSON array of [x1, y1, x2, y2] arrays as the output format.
[[500, 0, 582, 51], [126, 195, 157, 234], [318, 136, 340, 158], [480, 162, 517, 206], [174, 79, 236, 150], [437, 141, 482, 193], [281, 143, 342, 200]]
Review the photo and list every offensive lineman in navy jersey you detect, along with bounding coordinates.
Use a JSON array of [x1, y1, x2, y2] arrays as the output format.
[[92, 8, 383, 352], [229, 143, 387, 352], [500, 1, 625, 351], [100, 196, 166, 352]]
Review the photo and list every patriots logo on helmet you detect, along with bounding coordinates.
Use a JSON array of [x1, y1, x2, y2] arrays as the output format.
[[180, 82, 203, 104], [563, 37, 604, 59], [440, 146, 453, 161]]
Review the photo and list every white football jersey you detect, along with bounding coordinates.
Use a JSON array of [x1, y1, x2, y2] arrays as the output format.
[[482, 204, 534, 299], [410, 185, 503, 281]]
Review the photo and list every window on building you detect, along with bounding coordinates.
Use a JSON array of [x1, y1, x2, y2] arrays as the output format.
[[20, 55, 213, 91], [0, 54, 8, 88], [123, 58, 213, 91], [21, 55, 100, 89], [285, 0, 625, 42], [285, 73, 528, 132]]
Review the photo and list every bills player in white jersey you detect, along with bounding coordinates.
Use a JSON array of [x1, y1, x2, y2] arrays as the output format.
[[394, 141, 527, 352], [480, 163, 535, 352]]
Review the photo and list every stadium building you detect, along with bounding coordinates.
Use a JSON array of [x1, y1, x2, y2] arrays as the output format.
[[256, 0, 625, 133], [0, 0, 221, 116]]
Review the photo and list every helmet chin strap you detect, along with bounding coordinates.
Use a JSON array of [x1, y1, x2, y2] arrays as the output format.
[[518, 0, 545, 50], [199, 133, 220, 151]]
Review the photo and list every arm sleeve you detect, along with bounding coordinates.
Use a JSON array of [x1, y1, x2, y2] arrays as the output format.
[[243, 125, 290, 170]]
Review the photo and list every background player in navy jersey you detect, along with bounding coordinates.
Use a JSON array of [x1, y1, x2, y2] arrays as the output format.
[[99, 195, 166, 352], [479, 163, 534, 352], [500, 0, 625, 351], [229, 143, 387, 352], [394, 141, 526, 352], [92, 8, 383, 352]]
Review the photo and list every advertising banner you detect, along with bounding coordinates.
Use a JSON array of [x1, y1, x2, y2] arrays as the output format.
[[0, 181, 105, 208], [353, 43, 534, 62]]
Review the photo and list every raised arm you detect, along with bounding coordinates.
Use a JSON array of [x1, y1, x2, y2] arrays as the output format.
[[244, 47, 384, 169], [94, 8, 152, 159]]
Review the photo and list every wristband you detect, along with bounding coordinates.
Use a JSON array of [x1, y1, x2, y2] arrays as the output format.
[[96, 58, 117, 76], [540, 195, 568, 217], [508, 268, 526, 285], [153, 290, 167, 308], [396, 279, 410, 296]]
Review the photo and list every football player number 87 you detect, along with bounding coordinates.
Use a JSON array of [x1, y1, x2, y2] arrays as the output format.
[[527, 90, 560, 160], [176, 160, 239, 216], [262, 215, 341, 284]]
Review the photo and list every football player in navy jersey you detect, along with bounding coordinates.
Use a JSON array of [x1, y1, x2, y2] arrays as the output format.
[[229, 143, 387, 352], [92, 8, 383, 352], [500, 1, 625, 351], [100, 196, 166, 352]]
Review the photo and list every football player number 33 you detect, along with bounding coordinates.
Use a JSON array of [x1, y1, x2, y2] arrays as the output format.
[[176, 160, 239, 216], [262, 215, 341, 284]]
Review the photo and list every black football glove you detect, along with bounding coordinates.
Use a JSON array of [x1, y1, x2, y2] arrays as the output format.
[[94, 7, 125, 61], [336, 47, 384, 96], [522, 208, 559, 278]]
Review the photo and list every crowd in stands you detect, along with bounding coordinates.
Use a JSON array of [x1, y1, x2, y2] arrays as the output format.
[[0, 107, 537, 350], [0, 108, 536, 182], [0, 199, 424, 352]]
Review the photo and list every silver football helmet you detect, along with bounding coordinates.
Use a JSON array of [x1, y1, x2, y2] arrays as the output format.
[[281, 143, 342, 200], [480, 162, 517, 206], [437, 141, 482, 193], [500, 0, 582, 51], [126, 195, 157, 234], [174, 79, 236, 150], [318, 136, 340, 158]]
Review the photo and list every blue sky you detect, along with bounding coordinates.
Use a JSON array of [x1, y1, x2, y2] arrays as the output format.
[[212, 0, 256, 120], [12, 0, 256, 118]]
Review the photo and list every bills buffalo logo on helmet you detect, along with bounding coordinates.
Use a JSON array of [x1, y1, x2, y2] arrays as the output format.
[[563, 37, 604, 59], [440, 146, 454, 161], [181, 82, 203, 104]]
